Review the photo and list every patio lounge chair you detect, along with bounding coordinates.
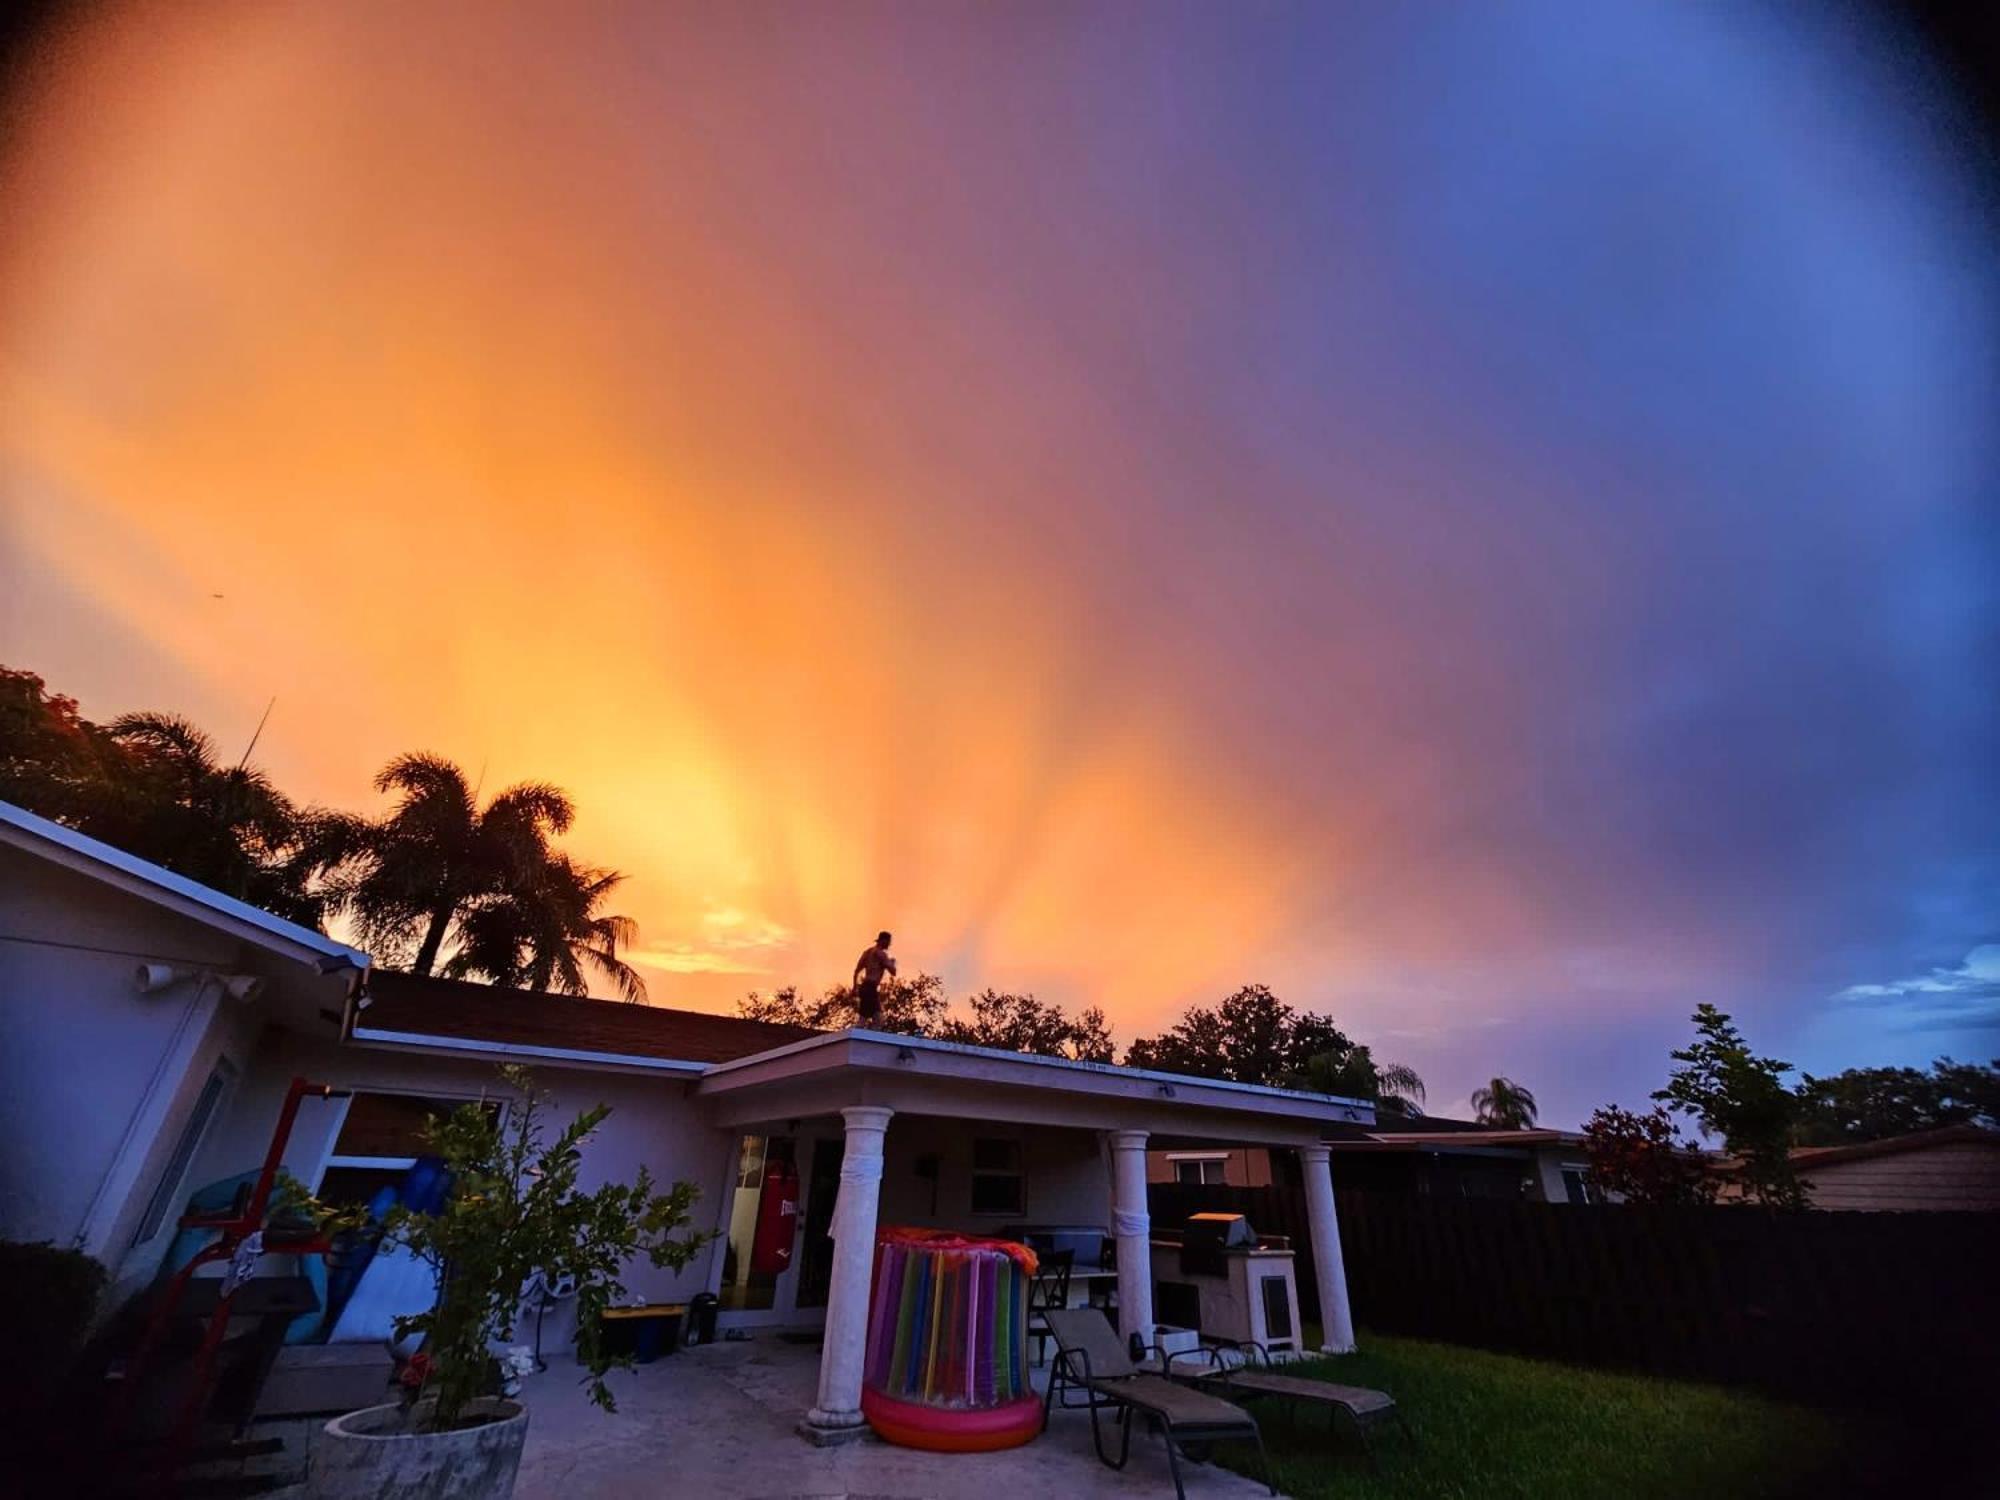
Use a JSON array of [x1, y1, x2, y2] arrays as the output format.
[[1171, 1338, 1413, 1464], [1040, 1308, 1276, 1500]]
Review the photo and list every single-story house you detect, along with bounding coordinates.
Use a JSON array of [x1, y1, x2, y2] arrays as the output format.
[[0, 799, 1375, 1444], [1153, 1115, 1599, 1203], [1743, 1125, 2000, 1211]]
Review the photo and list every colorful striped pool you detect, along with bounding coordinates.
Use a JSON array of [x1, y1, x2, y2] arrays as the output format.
[[859, 1227, 1043, 1451]]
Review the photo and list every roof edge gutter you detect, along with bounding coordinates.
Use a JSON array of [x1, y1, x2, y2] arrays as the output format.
[[349, 1026, 708, 1075]]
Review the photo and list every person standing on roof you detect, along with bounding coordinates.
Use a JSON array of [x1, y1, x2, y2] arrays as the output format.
[[851, 931, 897, 1024]]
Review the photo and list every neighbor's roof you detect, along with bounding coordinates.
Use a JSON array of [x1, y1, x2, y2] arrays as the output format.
[[1340, 1128, 1586, 1150], [356, 970, 821, 1071], [0, 798, 368, 970], [1786, 1123, 2000, 1171]]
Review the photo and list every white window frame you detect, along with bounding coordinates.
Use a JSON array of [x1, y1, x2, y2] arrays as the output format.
[[969, 1136, 1025, 1217], [1172, 1156, 1228, 1186], [1558, 1162, 1598, 1205], [131, 1056, 238, 1247]]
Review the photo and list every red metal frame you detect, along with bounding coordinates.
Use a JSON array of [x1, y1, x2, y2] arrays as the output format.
[[115, 1076, 348, 1480]]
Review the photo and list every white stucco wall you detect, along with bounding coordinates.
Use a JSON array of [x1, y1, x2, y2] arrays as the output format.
[[875, 1116, 1108, 1230], [0, 845, 265, 1288], [195, 1030, 741, 1349]]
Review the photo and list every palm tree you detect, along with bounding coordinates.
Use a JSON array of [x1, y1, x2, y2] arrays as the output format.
[[92, 712, 322, 924], [445, 852, 646, 1001], [1374, 1061, 1428, 1119], [1295, 1048, 1427, 1118], [324, 754, 575, 975], [1471, 1077, 1539, 1129]]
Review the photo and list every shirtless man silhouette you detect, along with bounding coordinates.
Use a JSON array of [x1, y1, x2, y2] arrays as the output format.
[[851, 931, 897, 1024]]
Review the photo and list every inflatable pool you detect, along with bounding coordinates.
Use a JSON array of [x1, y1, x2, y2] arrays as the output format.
[[861, 1227, 1042, 1452]]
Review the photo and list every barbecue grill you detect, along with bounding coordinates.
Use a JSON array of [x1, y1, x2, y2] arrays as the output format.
[[1179, 1211, 1257, 1278]]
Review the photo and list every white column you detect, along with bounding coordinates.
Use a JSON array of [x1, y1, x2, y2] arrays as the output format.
[[800, 1105, 893, 1444], [1105, 1129, 1155, 1349], [1300, 1143, 1356, 1353]]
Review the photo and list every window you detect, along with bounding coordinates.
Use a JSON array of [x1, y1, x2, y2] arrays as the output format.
[[970, 1137, 1023, 1215], [315, 1090, 494, 1208], [1559, 1165, 1599, 1205], [1173, 1156, 1227, 1187], [133, 1058, 236, 1245]]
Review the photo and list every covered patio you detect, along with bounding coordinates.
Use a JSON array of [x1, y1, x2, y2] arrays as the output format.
[[693, 1029, 1373, 1445]]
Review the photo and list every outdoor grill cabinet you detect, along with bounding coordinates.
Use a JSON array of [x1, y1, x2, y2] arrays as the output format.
[[1151, 1212, 1303, 1358]]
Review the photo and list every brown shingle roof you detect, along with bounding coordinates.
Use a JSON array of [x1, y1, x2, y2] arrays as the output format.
[[358, 971, 820, 1065]]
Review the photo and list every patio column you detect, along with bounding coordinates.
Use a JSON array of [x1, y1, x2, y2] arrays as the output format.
[[800, 1105, 893, 1445], [1300, 1143, 1356, 1353], [1106, 1129, 1155, 1349]]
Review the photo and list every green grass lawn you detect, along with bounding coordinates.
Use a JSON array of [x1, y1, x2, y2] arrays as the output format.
[[1206, 1333, 1845, 1500]]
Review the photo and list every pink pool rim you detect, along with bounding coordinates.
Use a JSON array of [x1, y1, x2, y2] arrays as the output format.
[[861, 1226, 1041, 1452], [860, 1385, 1043, 1452]]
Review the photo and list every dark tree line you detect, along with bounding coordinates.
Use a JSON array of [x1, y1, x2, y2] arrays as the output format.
[[743, 976, 1430, 1106]]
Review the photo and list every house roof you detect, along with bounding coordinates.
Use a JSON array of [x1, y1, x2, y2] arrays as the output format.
[[1787, 1123, 2000, 1171], [695, 1026, 1376, 1130], [1327, 1114, 1498, 1138], [356, 970, 821, 1070], [0, 797, 369, 972]]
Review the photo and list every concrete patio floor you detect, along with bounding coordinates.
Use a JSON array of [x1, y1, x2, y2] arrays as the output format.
[[505, 1336, 1280, 1499]]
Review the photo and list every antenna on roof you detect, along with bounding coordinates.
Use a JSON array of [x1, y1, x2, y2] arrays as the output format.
[[237, 697, 276, 770]]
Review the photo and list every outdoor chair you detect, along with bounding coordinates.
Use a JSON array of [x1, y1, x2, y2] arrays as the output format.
[[1040, 1307, 1276, 1500], [1170, 1337, 1413, 1465], [1026, 1248, 1074, 1367]]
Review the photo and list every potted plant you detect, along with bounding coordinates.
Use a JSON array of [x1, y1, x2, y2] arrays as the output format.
[[307, 1066, 709, 1500]]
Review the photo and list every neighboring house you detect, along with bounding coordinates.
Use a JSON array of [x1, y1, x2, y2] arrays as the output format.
[[1766, 1125, 2000, 1211], [1151, 1115, 1599, 1204], [0, 799, 1376, 1445]]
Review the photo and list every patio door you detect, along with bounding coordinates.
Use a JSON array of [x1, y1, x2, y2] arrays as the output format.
[[792, 1136, 844, 1310], [715, 1129, 833, 1328]]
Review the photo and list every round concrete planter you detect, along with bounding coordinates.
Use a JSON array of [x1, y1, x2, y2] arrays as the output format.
[[308, 1397, 528, 1500]]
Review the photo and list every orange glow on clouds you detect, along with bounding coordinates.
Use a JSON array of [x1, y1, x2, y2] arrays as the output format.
[[0, 3, 1330, 1037], [5, 3, 1992, 1127]]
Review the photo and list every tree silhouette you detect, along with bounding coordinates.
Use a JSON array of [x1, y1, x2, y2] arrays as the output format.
[[443, 852, 646, 1001], [1470, 1077, 1539, 1129], [318, 754, 576, 976]]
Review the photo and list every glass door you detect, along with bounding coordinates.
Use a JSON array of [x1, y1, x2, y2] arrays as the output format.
[[715, 1129, 834, 1327]]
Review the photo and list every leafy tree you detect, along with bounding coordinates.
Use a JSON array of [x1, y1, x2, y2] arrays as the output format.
[[2, 670, 335, 924], [739, 972, 950, 1036], [1654, 1004, 1809, 1208], [1126, 986, 1422, 1112], [1582, 1104, 1718, 1206], [1791, 1058, 2000, 1146], [0, 667, 124, 825], [379, 1067, 709, 1427], [319, 754, 579, 976], [936, 989, 1117, 1062], [1471, 1077, 1539, 1129], [1127, 985, 1346, 1085], [739, 975, 1115, 1060]]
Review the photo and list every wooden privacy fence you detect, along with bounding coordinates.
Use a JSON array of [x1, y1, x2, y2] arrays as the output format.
[[1147, 1181, 2000, 1405]]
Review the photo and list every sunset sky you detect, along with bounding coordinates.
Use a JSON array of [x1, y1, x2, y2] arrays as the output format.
[[2, 2, 1995, 1128]]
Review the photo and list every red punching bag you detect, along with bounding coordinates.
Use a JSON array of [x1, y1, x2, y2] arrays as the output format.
[[750, 1157, 800, 1275]]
